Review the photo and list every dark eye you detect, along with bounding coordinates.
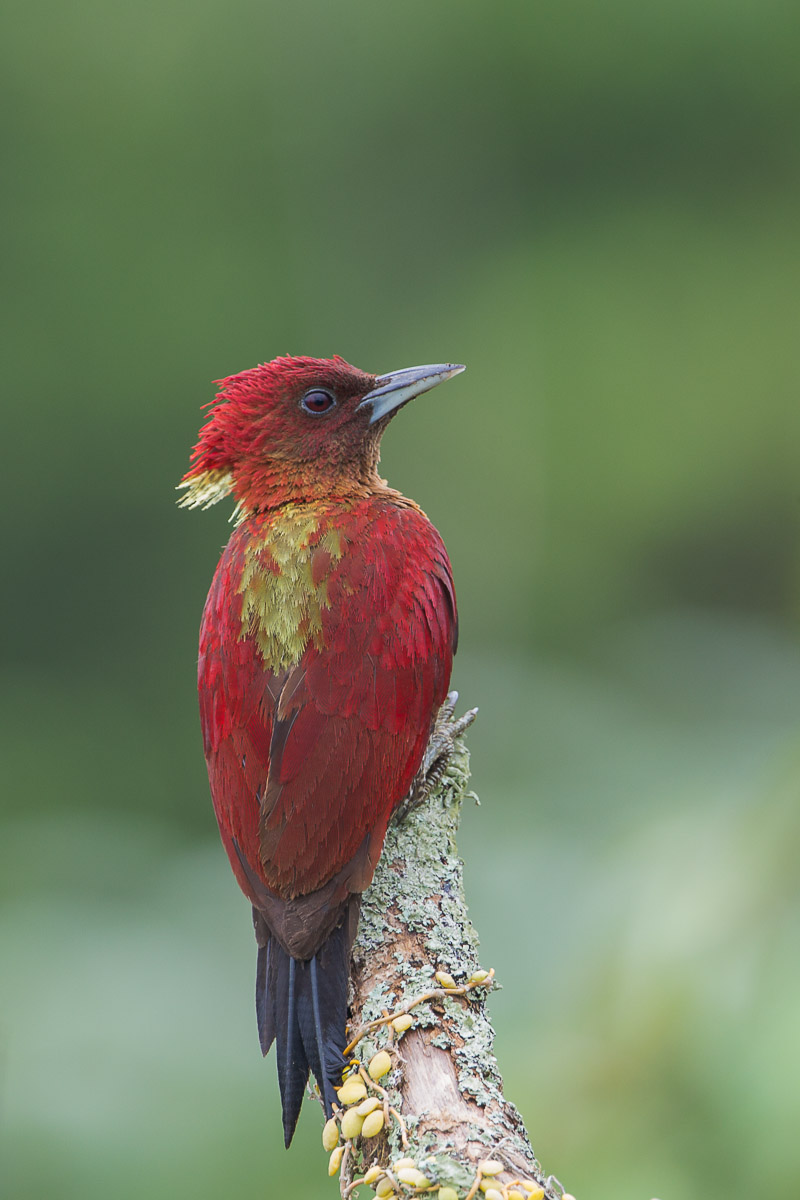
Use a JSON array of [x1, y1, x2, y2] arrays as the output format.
[[300, 389, 336, 415]]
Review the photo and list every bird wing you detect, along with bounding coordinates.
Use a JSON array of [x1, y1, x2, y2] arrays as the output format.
[[198, 499, 456, 908]]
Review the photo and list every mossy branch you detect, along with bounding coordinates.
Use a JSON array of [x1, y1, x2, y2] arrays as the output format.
[[324, 737, 571, 1200]]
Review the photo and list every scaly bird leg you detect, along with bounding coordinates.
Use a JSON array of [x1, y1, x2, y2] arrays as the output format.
[[395, 691, 478, 823]]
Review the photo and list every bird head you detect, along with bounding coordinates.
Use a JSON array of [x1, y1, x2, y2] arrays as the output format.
[[179, 355, 464, 514]]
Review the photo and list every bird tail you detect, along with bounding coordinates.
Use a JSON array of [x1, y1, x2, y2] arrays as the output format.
[[255, 919, 351, 1147]]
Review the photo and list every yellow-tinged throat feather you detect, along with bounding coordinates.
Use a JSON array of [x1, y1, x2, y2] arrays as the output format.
[[236, 508, 345, 673]]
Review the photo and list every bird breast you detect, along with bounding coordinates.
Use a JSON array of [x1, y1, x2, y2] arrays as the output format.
[[236, 506, 346, 673]]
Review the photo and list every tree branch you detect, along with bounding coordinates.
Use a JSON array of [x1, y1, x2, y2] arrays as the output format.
[[324, 737, 571, 1200]]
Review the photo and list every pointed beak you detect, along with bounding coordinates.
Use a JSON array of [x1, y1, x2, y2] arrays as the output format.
[[356, 363, 465, 424]]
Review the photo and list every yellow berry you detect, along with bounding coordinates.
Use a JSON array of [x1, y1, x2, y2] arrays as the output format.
[[328, 1145, 344, 1176], [395, 1158, 416, 1170], [361, 1109, 385, 1138], [340, 1107, 364, 1140], [363, 1165, 384, 1185], [397, 1167, 430, 1188], [368, 1050, 392, 1080], [469, 969, 490, 984], [485, 1191, 504, 1200], [435, 970, 457, 989], [392, 1013, 414, 1033], [525, 1190, 545, 1200], [480, 1160, 503, 1176], [321, 1117, 339, 1151], [375, 1180, 396, 1198], [356, 1096, 382, 1116], [438, 1189, 460, 1200], [509, 1192, 526, 1200], [337, 1078, 368, 1105]]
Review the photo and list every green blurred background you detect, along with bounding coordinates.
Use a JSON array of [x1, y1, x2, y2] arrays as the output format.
[[2, 2, 799, 1197]]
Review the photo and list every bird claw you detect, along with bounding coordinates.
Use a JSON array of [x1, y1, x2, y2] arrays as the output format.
[[395, 692, 478, 822], [423, 690, 479, 776]]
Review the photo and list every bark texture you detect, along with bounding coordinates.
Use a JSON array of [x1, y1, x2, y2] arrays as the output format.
[[329, 738, 568, 1200]]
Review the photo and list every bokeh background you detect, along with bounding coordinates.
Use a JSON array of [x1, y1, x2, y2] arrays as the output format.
[[2, 2, 799, 1198]]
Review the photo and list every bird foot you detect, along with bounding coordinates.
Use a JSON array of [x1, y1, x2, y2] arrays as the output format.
[[395, 692, 478, 822]]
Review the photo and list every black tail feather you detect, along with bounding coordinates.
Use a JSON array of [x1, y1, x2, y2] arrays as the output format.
[[274, 956, 308, 1146], [260, 921, 350, 1146], [255, 940, 275, 1055], [310, 958, 334, 1111], [311, 921, 351, 1100]]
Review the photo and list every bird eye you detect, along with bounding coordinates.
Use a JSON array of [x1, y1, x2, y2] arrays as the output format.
[[300, 389, 336, 415]]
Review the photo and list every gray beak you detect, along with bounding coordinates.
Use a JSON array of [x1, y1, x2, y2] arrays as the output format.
[[357, 363, 465, 424]]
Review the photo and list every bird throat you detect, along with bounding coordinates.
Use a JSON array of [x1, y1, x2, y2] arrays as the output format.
[[236, 507, 345, 673]]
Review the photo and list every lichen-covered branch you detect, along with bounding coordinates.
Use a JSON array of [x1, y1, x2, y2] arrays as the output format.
[[323, 738, 571, 1200]]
